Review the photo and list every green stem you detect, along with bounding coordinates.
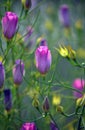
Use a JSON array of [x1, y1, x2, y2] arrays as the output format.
[[49, 113, 60, 130], [19, 6, 24, 18], [77, 105, 85, 130], [16, 87, 21, 118]]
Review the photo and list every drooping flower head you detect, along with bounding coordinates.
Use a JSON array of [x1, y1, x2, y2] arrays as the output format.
[[4, 89, 12, 111], [35, 45, 52, 74], [20, 122, 37, 130], [0, 62, 5, 89], [50, 121, 59, 130], [58, 4, 70, 28], [12, 59, 25, 85], [21, 0, 32, 10], [72, 78, 85, 98], [2, 12, 18, 39]]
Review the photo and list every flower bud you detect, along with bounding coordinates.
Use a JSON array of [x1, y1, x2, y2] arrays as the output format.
[[4, 89, 12, 112], [50, 121, 58, 130], [76, 94, 85, 107], [12, 59, 25, 85], [42, 96, 50, 112], [32, 98, 39, 108], [2, 12, 18, 40], [0, 62, 5, 89], [58, 4, 70, 28], [56, 105, 64, 114], [72, 78, 84, 98], [37, 37, 47, 46], [40, 39, 47, 46], [21, 0, 31, 10], [20, 122, 37, 130], [35, 45, 52, 74]]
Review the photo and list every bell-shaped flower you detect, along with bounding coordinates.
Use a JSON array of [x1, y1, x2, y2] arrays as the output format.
[[20, 122, 37, 130], [4, 89, 12, 112], [35, 45, 52, 74], [1, 11, 18, 39], [72, 78, 85, 98], [12, 59, 25, 85], [58, 4, 70, 28], [0, 62, 5, 89]]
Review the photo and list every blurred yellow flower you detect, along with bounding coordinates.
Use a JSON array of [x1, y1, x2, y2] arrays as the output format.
[[64, 28, 71, 39], [56, 45, 76, 59], [16, 33, 24, 44], [75, 20, 82, 30], [37, 36, 44, 45], [45, 20, 53, 31], [67, 124, 74, 130], [77, 48, 85, 59], [0, 56, 3, 62], [52, 95, 61, 106], [27, 88, 39, 99], [67, 45, 76, 59], [46, 6, 54, 15], [56, 45, 68, 57]]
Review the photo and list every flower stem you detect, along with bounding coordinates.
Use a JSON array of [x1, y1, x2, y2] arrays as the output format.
[[49, 113, 60, 130]]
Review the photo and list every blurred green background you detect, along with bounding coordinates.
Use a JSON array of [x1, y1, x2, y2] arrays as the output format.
[[0, 0, 85, 130]]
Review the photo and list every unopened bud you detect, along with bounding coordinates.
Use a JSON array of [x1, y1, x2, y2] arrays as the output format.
[[76, 95, 85, 107], [42, 96, 50, 112], [32, 98, 39, 108], [21, 0, 31, 10], [56, 105, 64, 114]]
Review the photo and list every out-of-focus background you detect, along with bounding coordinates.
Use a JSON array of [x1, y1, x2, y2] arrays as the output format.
[[0, 0, 85, 130]]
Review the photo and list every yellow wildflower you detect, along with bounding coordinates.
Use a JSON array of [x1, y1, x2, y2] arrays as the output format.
[[52, 95, 61, 106], [67, 45, 76, 59], [77, 48, 85, 59], [45, 20, 53, 31], [0, 56, 3, 62], [56, 45, 68, 57], [37, 36, 45, 45], [75, 19, 82, 30], [46, 6, 54, 15], [56, 45, 76, 59], [64, 28, 71, 39], [16, 33, 24, 44], [27, 88, 39, 99]]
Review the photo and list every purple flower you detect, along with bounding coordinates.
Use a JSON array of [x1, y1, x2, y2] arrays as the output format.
[[20, 122, 37, 130], [0, 62, 5, 89], [21, 0, 32, 10], [43, 96, 50, 112], [58, 4, 70, 28], [39, 38, 47, 46], [2, 12, 18, 39], [13, 59, 25, 85], [50, 121, 58, 130], [72, 78, 84, 98], [35, 45, 52, 74], [4, 89, 12, 111]]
